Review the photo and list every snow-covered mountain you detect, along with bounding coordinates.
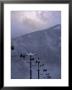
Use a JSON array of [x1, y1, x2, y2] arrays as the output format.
[[11, 24, 61, 79]]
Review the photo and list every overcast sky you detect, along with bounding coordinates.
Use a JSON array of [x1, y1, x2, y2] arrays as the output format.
[[11, 11, 61, 38]]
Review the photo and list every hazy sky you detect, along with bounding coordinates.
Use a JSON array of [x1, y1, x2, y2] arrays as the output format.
[[11, 11, 61, 38]]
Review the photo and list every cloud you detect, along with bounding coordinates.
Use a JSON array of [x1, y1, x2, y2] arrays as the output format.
[[11, 11, 61, 38]]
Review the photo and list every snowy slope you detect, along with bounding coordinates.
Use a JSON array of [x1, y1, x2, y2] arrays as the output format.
[[11, 24, 61, 79]]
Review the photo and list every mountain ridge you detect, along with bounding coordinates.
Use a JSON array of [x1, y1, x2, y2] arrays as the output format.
[[12, 24, 61, 40]]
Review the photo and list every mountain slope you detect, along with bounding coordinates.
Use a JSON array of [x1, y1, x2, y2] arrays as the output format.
[[11, 24, 61, 79]]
